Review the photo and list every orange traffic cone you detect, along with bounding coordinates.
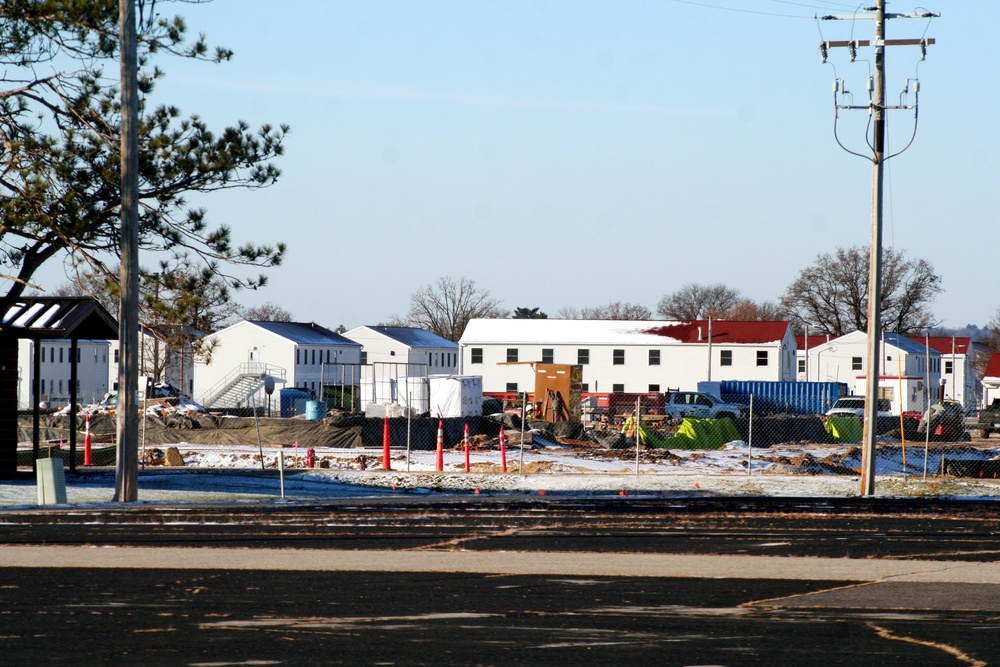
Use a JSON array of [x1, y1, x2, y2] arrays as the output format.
[[83, 413, 92, 466], [382, 416, 392, 470], [499, 427, 507, 473], [435, 420, 444, 471]]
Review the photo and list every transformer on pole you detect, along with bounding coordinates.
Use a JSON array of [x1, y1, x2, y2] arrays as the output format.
[[818, 1, 938, 496]]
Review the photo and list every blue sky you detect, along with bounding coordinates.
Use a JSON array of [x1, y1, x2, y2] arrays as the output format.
[[68, 0, 998, 329]]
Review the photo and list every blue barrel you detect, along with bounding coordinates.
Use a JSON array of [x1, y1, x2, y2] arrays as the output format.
[[305, 400, 326, 420]]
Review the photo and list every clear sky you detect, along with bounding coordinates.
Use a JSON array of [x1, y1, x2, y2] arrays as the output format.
[[63, 0, 1000, 330]]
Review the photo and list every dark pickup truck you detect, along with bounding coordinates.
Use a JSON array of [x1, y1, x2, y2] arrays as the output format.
[[978, 399, 1000, 438]]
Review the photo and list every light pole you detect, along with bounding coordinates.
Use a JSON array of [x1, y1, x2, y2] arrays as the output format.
[[815, 346, 837, 383]]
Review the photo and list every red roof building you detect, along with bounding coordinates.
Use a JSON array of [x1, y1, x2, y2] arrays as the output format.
[[983, 353, 1000, 406]]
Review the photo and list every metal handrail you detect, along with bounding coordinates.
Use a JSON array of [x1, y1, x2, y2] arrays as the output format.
[[200, 362, 285, 407]]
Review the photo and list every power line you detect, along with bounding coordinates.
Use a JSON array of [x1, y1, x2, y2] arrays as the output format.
[[668, 0, 863, 20], [667, 0, 812, 19]]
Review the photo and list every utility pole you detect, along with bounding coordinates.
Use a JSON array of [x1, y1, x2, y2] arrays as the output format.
[[819, 1, 937, 496], [114, 0, 139, 502], [860, 0, 887, 497]]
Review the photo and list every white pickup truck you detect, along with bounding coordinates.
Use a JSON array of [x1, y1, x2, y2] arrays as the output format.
[[662, 391, 748, 422]]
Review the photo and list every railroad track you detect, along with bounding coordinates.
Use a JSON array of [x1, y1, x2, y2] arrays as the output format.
[[2, 496, 1000, 560]]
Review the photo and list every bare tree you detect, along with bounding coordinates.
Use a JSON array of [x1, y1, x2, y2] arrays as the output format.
[[398, 276, 506, 342], [556, 306, 581, 319], [780, 246, 942, 336], [721, 299, 788, 321], [55, 262, 240, 380], [989, 307, 1000, 342], [656, 283, 742, 320], [241, 302, 294, 322], [580, 301, 652, 320], [53, 270, 119, 315]]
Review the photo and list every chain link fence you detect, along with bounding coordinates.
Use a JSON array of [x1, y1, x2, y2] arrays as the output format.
[[16, 387, 1000, 489]]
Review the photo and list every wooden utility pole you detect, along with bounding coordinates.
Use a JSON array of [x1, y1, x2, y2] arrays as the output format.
[[114, 0, 139, 502], [819, 1, 937, 496], [859, 0, 887, 497]]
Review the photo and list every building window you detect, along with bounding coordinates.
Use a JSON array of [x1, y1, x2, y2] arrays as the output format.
[[541, 348, 554, 364], [471, 348, 483, 364], [114, 349, 120, 364], [945, 360, 953, 374], [582, 383, 589, 392], [612, 349, 625, 365], [506, 382, 518, 392], [311, 349, 316, 365], [798, 358, 806, 374], [59, 348, 63, 363], [756, 350, 768, 367], [361, 351, 367, 365], [720, 350, 732, 367], [648, 384, 660, 392], [852, 356, 863, 371], [612, 383, 625, 392], [296, 349, 300, 365], [648, 350, 660, 366], [506, 348, 519, 363], [578, 349, 589, 364]]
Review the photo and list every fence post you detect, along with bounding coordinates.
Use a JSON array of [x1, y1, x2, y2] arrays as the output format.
[[634, 396, 640, 475], [463, 423, 470, 473], [747, 395, 754, 476]]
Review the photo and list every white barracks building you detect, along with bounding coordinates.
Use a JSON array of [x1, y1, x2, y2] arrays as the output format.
[[459, 319, 796, 394]]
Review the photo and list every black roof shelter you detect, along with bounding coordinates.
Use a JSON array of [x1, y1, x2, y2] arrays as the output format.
[[0, 297, 119, 475]]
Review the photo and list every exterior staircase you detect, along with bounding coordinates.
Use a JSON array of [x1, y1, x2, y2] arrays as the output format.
[[200, 362, 286, 409]]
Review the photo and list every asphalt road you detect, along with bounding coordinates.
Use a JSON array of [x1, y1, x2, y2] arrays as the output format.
[[2, 497, 999, 666]]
